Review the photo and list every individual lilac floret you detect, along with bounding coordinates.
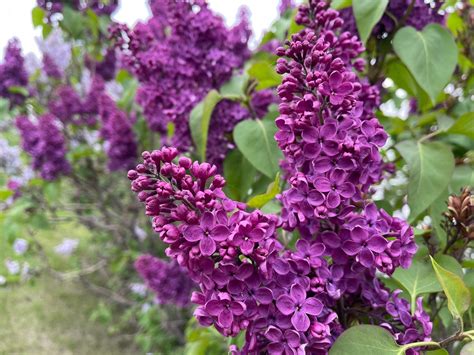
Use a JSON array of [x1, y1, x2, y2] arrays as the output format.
[[135, 254, 195, 307], [16, 114, 71, 181], [0, 39, 28, 107]]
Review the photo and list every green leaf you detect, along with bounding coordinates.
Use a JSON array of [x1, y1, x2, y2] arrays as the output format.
[[331, 0, 352, 10], [233, 119, 283, 178], [393, 24, 458, 104], [8, 86, 29, 97], [219, 74, 248, 99], [329, 325, 403, 355], [426, 350, 449, 355], [386, 59, 431, 110], [32, 7, 45, 27], [431, 256, 471, 319], [223, 149, 256, 201], [450, 165, 474, 193], [353, 0, 389, 44], [396, 140, 455, 221], [247, 61, 282, 90], [393, 256, 442, 312], [435, 255, 464, 278], [189, 90, 223, 161], [447, 112, 474, 139], [61, 6, 85, 38], [247, 173, 281, 209], [0, 189, 13, 201]]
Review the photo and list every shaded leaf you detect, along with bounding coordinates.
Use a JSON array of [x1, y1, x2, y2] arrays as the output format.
[[329, 325, 403, 355], [247, 173, 280, 209], [233, 119, 282, 178], [448, 112, 474, 139], [189, 90, 222, 161], [223, 149, 256, 201], [353, 0, 389, 44], [396, 140, 455, 221]]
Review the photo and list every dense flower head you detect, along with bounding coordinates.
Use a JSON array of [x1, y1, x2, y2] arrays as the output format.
[[0, 39, 29, 107], [131, 1, 427, 353], [36, 28, 71, 77], [48, 76, 105, 125], [85, 48, 117, 81], [98, 94, 137, 171], [340, 0, 445, 39], [112, 0, 251, 153], [16, 114, 70, 181], [135, 254, 195, 307]]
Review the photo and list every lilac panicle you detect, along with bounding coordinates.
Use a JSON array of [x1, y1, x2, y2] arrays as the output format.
[[135, 254, 195, 307], [0, 39, 28, 107], [113, 0, 251, 154], [98, 94, 138, 171], [16, 114, 70, 181]]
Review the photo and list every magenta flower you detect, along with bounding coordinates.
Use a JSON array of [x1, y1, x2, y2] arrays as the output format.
[[265, 326, 304, 354], [184, 212, 230, 256], [319, 71, 355, 105], [276, 283, 323, 331], [231, 220, 266, 255], [313, 169, 356, 209], [342, 226, 388, 267], [205, 294, 246, 328]]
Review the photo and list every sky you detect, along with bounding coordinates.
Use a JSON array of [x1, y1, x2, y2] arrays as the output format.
[[0, 0, 284, 57]]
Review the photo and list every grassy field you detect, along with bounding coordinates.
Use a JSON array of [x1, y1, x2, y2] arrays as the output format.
[[0, 215, 140, 354], [0, 275, 138, 354]]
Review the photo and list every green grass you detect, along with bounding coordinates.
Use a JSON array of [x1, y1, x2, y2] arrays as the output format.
[[0, 275, 139, 354], [0, 211, 140, 354]]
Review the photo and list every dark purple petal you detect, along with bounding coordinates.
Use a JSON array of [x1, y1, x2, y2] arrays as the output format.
[[276, 295, 295, 315], [292, 310, 310, 331], [211, 225, 230, 241], [314, 178, 331, 192], [201, 211, 215, 229], [313, 157, 332, 173], [302, 297, 323, 316], [265, 326, 283, 342], [218, 309, 233, 328], [200, 237, 216, 256], [285, 330, 301, 347], [351, 226, 368, 242], [205, 300, 224, 316], [342, 240, 362, 256], [367, 235, 388, 253], [183, 225, 203, 242], [255, 287, 273, 304], [321, 140, 339, 156], [308, 190, 325, 206], [359, 248, 375, 267], [290, 283, 306, 303], [326, 191, 341, 209], [303, 143, 321, 158]]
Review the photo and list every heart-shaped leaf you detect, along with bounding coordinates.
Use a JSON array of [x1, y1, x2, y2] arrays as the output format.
[[431, 256, 471, 320], [329, 325, 403, 355], [223, 149, 256, 201], [396, 140, 455, 221], [393, 24, 458, 104], [233, 119, 283, 178], [353, 0, 389, 44]]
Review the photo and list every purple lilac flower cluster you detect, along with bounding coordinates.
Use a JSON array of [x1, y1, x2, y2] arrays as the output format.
[[0, 39, 28, 107], [112, 0, 251, 155], [130, 1, 430, 353], [98, 94, 137, 171], [37, 0, 118, 19], [129, 147, 341, 353], [16, 114, 70, 181], [340, 0, 445, 39], [274, 0, 427, 349], [85, 48, 117, 81], [49, 76, 104, 126], [135, 254, 195, 307]]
